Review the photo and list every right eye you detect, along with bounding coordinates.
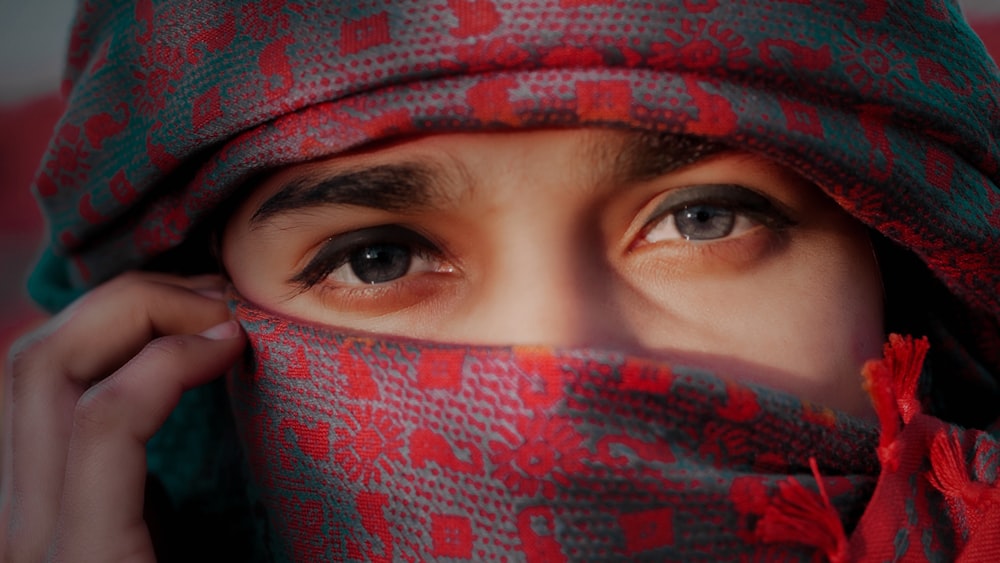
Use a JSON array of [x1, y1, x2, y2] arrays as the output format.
[[292, 225, 454, 289]]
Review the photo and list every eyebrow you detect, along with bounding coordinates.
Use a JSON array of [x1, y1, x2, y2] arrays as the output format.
[[250, 132, 731, 227], [250, 163, 442, 226], [614, 131, 730, 182]]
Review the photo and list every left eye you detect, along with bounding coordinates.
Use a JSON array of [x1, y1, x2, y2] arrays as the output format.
[[640, 184, 793, 244]]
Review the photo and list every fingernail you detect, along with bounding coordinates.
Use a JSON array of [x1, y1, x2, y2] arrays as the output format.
[[199, 320, 240, 340]]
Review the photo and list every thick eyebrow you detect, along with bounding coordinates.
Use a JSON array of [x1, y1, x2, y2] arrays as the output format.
[[250, 132, 731, 227], [250, 162, 443, 227], [612, 131, 731, 182]]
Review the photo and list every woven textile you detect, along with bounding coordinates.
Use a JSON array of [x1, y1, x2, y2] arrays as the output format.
[[24, 0, 1000, 560], [231, 296, 1000, 561]]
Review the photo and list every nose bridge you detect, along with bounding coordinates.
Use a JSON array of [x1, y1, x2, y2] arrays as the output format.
[[463, 216, 632, 348]]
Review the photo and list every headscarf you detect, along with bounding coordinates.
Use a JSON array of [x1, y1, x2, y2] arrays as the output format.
[[28, 0, 1000, 560]]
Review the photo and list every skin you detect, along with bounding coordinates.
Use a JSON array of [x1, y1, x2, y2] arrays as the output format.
[[0, 128, 884, 561]]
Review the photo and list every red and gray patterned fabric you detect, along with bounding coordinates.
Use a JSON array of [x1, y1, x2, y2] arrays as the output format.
[[25, 0, 1000, 560], [230, 294, 1000, 561]]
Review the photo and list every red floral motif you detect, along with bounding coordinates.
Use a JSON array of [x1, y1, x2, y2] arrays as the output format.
[[653, 19, 750, 71], [490, 414, 586, 499], [131, 41, 186, 114], [333, 403, 405, 486], [841, 29, 913, 97], [44, 123, 90, 191]]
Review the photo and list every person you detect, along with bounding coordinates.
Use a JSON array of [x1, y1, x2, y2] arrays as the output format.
[[2, 0, 998, 561]]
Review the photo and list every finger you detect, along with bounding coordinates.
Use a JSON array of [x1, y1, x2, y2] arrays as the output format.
[[3, 272, 233, 562], [37, 272, 233, 381], [52, 322, 245, 562]]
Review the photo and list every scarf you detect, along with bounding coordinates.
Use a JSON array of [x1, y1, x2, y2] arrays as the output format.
[[230, 294, 1000, 561], [26, 0, 1000, 560]]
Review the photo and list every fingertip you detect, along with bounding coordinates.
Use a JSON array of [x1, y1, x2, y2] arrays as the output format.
[[197, 320, 241, 340]]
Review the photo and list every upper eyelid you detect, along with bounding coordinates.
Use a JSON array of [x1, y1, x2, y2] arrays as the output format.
[[645, 184, 798, 227], [290, 225, 442, 288]]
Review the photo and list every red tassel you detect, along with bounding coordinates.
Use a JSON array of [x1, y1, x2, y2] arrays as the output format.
[[884, 334, 929, 424], [861, 334, 930, 471], [755, 458, 849, 563], [927, 430, 1000, 532]]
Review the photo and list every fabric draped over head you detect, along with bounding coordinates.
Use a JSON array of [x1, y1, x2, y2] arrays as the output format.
[[30, 0, 1000, 422]]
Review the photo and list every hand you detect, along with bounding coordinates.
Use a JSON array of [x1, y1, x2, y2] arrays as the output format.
[[0, 272, 246, 562]]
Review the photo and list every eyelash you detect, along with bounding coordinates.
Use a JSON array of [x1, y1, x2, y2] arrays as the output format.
[[635, 183, 796, 246], [292, 225, 446, 290], [291, 184, 795, 291]]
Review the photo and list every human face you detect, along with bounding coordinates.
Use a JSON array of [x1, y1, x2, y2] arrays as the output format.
[[222, 128, 884, 417]]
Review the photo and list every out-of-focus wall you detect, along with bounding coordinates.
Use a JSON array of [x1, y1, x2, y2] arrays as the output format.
[[0, 0, 76, 103]]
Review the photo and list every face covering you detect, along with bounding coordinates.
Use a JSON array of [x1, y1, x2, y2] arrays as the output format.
[[230, 294, 1000, 562], [230, 294, 878, 560]]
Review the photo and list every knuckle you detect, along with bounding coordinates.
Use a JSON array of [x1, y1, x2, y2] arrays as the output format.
[[5, 326, 57, 384], [72, 383, 122, 434], [139, 335, 193, 364]]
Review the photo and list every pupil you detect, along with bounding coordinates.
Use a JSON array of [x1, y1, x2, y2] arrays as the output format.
[[675, 205, 735, 240], [349, 244, 412, 284]]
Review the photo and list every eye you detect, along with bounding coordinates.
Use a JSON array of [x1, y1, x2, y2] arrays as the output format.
[[639, 184, 795, 245], [292, 225, 453, 288]]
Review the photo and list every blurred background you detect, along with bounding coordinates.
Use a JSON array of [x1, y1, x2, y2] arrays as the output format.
[[0, 0, 998, 360]]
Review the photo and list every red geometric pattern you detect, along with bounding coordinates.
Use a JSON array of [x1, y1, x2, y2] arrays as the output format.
[[230, 295, 892, 560], [229, 298, 1000, 560]]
